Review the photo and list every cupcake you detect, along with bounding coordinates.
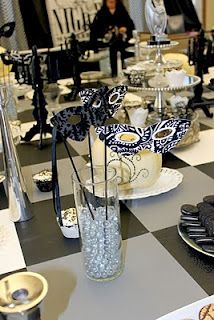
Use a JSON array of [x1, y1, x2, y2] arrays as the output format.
[[33, 169, 52, 192], [57, 208, 79, 239]]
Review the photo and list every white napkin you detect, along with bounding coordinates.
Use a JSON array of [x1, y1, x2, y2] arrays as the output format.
[[165, 69, 186, 87], [126, 107, 148, 127], [169, 95, 188, 108]]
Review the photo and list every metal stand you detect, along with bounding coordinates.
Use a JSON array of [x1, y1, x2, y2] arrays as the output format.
[[127, 39, 202, 122], [126, 75, 201, 124], [154, 45, 166, 70], [141, 41, 179, 70], [153, 90, 166, 118], [0, 86, 32, 222]]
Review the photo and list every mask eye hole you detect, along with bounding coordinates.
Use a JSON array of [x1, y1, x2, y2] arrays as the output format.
[[92, 98, 101, 108], [109, 92, 120, 104], [116, 132, 139, 143], [154, 128, 173, 139], [119, 133, 135, 142], [67, 115, 81, 125]]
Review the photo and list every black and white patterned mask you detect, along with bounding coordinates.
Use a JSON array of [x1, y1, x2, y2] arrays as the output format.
[[96, 119, 191, 155], [79, 85, 128, 118], [51, 85, 127, 141]]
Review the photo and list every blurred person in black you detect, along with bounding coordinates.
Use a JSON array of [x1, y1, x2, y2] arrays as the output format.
[[90, 0, 135, 77]]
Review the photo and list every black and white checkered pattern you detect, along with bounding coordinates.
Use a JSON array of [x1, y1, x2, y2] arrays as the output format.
[[0, 101, 214, 320]]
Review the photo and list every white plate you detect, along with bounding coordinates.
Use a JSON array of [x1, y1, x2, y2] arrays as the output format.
[[157, 295, 214, 320], [57, 78, 96, 86], [119, 168, 183, 200], [0, 175, 5, 183], [148, 76, 169, 88], [125, 60, 155, 73], [140, 41, 179, 49], [165, 58, 183, 69], [80, 71, 104, 80], [128, 38, 136, 45], [25, 85, 70, 100]]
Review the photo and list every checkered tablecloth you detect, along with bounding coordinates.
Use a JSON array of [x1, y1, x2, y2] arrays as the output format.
[[0, 106, 214, 320]]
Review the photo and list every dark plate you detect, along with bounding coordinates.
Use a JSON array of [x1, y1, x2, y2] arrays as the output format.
[[177, 223, 214, 258]]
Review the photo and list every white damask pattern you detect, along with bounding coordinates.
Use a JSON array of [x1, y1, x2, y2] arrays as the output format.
[[0, 0, 28, 50]]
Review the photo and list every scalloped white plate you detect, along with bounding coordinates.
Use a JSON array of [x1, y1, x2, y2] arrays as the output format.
[[119, 168, 183, 200], [156, 295, 214, 320]]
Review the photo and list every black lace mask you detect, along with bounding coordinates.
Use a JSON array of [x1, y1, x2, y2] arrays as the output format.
[[51, 85, 128, 141]]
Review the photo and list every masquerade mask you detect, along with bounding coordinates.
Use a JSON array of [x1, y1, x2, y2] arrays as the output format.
[[79, 85, 128, 117], [51, 85, 128, 141], [95, 119, 191, 156]]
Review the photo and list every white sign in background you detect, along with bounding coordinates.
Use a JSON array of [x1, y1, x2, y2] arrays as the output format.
[[45, 0, 102, 47]]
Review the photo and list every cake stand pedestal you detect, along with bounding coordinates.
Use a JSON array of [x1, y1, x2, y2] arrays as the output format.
[[123, 75, 201, 122]]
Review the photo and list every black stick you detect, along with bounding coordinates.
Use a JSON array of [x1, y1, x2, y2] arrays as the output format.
[[63, 139, 95, 220], [52, 128, 63, 226], [104, 127, 108, 220], [88, 132, 95, 194]]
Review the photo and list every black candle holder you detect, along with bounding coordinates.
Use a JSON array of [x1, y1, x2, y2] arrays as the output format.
[[188, 30, 214, 118], [1, 46, 62, 149], [20, 45, 53, 149]]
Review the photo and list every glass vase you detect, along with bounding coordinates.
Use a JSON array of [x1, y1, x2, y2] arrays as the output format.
[[72, 166, 123, 281]]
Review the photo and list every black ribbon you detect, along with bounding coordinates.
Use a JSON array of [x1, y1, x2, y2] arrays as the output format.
[[52, 126, 95, 221]]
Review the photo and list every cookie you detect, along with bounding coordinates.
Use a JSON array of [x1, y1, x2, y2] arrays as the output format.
[[206, 220, 214, 237], [197, 202, 207, 210], [201, 245, 214, 254], [180, 204, 199, 215], [195, 237, 214, 245], [199, 304, 214, 320], [203, 195, 214, 206], [188, 232, 207, 239], [186, 227, 206, 233], [198, 202, 214, 212], [198, 203, 214, 225], [202, 214, 214, 228], [180, 215, 199, 221], [181, 221, 201, 227]]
